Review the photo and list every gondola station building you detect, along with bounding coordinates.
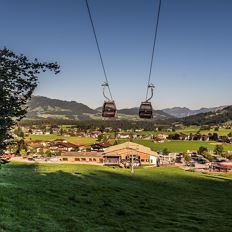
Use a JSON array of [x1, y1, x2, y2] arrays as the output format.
[[61, 142, 159, 166]]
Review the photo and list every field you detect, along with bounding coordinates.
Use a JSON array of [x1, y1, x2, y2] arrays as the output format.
[[129, 127, 232, 136], [25, 135, 96, 146], [176, 127, 232, 136], [0, 162, 232, 231], [133, 140, 232, 153], [24, 134, 232, 153]]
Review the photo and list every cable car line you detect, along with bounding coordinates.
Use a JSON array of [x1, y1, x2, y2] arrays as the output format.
[[139, 0, 162, 119], [85, 0, 162, 119], [85, 0, 116, 117], [85, 0, 113, 101], [146, 0, 162, 101]]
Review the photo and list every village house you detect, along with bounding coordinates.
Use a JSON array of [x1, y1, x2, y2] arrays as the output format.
[[31, 129, 44, 135], [90, 131, 102, 138], [49, 140, 79, 152], [179, 133, 189, 140], [154, 133, 168, 143], [117, 134, 131, 139], [90, 142, 111, 152], [201, 135, 209, 141], [26, 140, 49, 153], [26, 138, 87, 154]]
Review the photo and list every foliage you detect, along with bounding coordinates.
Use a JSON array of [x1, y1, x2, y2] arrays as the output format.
[[198, 146, 208, 155], [183, 153, 191, 162], [167, 133, 180, 140], [19, 118, 173, 131], [0, 48, 60, 153], [13, 127, 24, 138], [15, 139, 28, 156], [214, 145, 224, 155], [97, 134, 103, 142], [181, 106, 232, 126], [211, 133, 219, 141], [162, 148, 170, 155], [202, 151, 213, 162], [221, 152, 232, 160], [45, 149, 52, 157]]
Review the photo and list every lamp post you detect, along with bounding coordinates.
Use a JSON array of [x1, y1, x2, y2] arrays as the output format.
[[127, 144, 139, 174]]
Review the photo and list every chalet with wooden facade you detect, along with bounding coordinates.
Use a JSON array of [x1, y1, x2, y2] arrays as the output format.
[[102, 142, 158, 166], [61, 142, 158, 166]]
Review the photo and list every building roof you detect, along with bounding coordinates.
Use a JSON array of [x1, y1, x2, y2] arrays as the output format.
[[103, 142, 157, 156], [50, 141, 79, 148], [91, 142, 111, 148]]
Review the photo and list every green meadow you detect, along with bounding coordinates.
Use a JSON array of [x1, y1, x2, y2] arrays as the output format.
[[134, 140, 232, 153], [176, 127, 232, 136], [132, 127, 232, 136], [0, 162, 232, 231], [25, 135, 96, 146]]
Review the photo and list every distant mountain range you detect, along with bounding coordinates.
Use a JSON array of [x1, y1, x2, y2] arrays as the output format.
[[162, 106, 226, 118], [181, 105, 232, 125], [27, 96, 97, 120], [26, 96, 230, 124], [26, 96, 173, 121]]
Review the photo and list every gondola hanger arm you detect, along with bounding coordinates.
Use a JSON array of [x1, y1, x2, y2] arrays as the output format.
[[101, 82, 111, 102], [146, 84, 155, 102]]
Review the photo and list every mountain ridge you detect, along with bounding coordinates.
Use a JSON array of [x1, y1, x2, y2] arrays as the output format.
[[162, 106, 226, 118], [181, 105, 232, 125], [26, 96, 229, 123], [26, 96, 173, 120]]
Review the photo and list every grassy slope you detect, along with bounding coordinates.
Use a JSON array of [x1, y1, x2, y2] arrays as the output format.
[[131, 128, 232, 136], [116, 139, 232, 152], [134, 140, 232, 152], [0, 162, 232, 232], [25, 135, 96, 146], [177, 128, 232, 136]]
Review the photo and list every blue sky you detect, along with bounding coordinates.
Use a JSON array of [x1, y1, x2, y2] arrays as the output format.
[[1, 0, 232, 109]]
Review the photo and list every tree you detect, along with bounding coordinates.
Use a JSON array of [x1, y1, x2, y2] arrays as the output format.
[[45, 149, 52, 157], [198, 146, 208, 156], [103, 135, 109, 143], [0, 48, 60, 154], [59, 128, 64, 136], [162, 148, 170, 156], [221, 152, 232, 160], [15, 139, 27, 156], [202, 151, 212, 162], [49, 127, 54, 135], [14, 127, 24, 138], [97, 134, 103, 142], [212, 133, 219, 141], [183, 153, 191, 162], [214, 145, 224, 155]]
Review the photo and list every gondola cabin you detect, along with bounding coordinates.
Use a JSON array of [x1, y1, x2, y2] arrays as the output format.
[[139, 102, 153, 119], [102, 101, 116, 118]]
